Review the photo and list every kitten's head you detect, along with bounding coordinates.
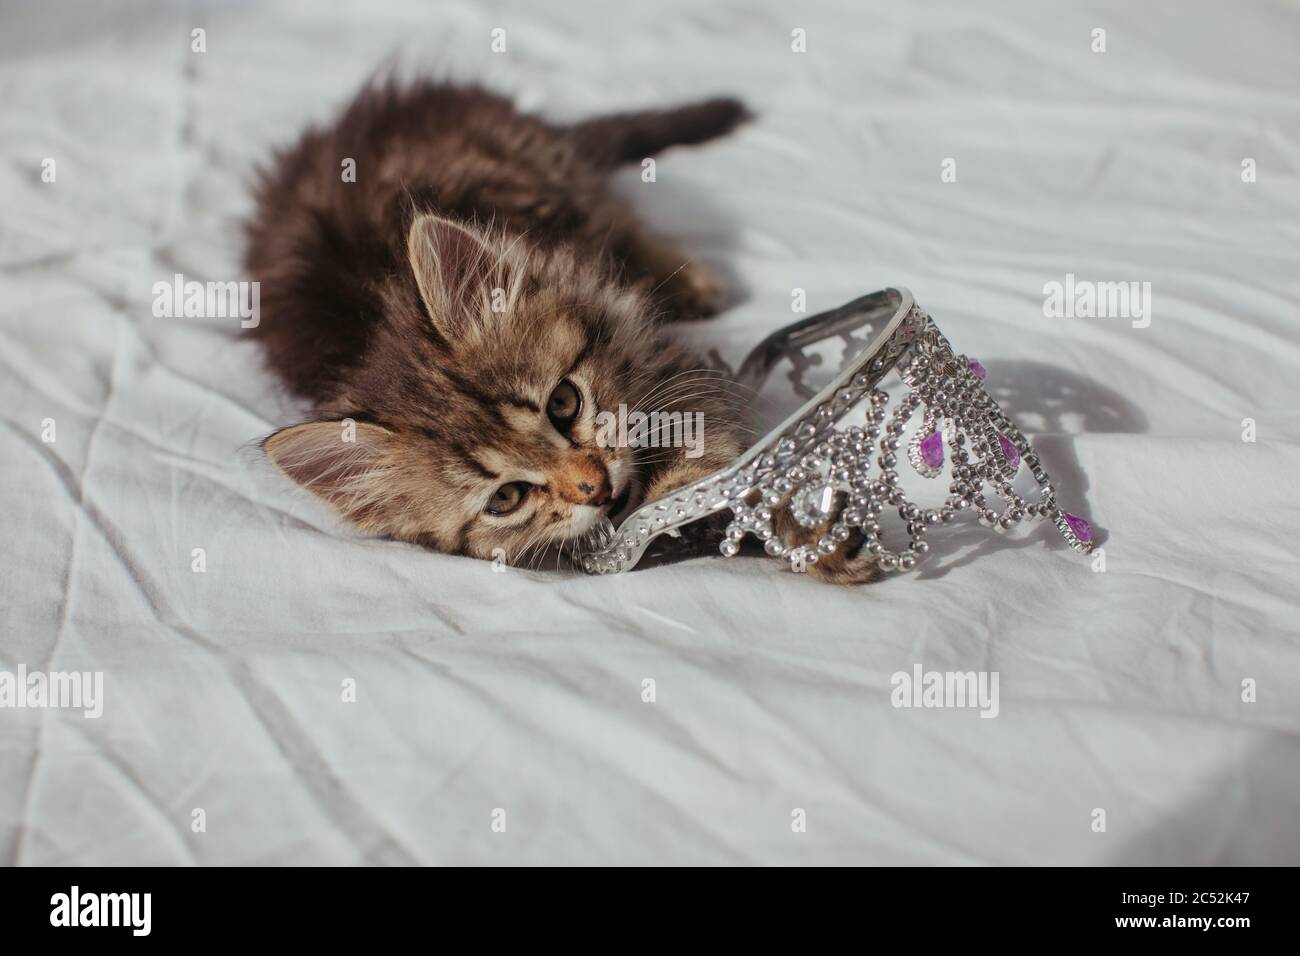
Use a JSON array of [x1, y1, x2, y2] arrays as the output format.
[[263, 213, 675, 565]]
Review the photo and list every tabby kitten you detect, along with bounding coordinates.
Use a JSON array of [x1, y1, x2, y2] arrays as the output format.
[[247, 79, 874, 582]]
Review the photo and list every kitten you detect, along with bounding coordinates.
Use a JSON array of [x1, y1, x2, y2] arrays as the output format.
[[247, 79, 875, 582]]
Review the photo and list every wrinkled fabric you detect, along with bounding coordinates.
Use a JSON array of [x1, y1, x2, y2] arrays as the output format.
[[1, 0, 1297, 865]]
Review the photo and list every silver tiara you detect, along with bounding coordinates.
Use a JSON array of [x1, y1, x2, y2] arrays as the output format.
[[581, 288, 1096, 577]]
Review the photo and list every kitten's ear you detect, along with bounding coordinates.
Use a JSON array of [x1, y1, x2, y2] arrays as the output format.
[[407, 213, 499, 339], [263, 420, 395, 527]]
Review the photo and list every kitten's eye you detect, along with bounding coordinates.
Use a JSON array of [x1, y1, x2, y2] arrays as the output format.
[[546, 380, 582, 432], [486, 481, 531, 515]]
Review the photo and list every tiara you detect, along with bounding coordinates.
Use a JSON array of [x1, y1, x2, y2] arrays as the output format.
[[581, 288, 1096, 577]]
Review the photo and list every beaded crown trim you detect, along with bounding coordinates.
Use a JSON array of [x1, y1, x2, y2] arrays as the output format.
[[581, 288, 1094, 576]]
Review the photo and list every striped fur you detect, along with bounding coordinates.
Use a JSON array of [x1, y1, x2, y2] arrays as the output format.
[[247, 79, 750, 568]]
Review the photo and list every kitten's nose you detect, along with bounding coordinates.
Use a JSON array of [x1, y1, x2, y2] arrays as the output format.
[[581, 481, 611, 506], [563, 455, 612, 506]]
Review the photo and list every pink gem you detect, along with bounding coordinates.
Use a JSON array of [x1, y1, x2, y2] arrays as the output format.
[[919, 431, 944, 468], [997, 433, 1020, 470], [1062, 512, 1093, 542], [968, 359, 988, 380]]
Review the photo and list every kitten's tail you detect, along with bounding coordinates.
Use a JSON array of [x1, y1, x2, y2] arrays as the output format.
[[570, 97, 751, 169]]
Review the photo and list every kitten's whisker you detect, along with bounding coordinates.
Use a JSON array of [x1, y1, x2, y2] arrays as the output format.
[[524, 527, 555, 572], [632, 385, 744, 416], [646, 261, 689, 299], [509, 522, 548, 572], [628, 369, 733, 413], [631, 366, 725, 400]]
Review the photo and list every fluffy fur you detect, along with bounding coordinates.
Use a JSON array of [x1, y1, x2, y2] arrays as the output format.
[[246, 79, 874, 582], [245, 80, 749, 564]]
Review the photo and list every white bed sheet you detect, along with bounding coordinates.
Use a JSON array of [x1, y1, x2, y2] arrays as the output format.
[[2, 0, 1299, 865]]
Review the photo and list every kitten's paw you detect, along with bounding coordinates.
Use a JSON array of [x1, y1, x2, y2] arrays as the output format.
[[642, 466, 706, 504], [640, 436, 742, 504], [803, 535, 882, 586], [772, 502, 881, 586]]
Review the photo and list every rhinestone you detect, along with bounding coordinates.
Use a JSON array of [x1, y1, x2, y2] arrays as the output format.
[[997, 433, 1021, 471], [790, 483, 837, 528], [1062, 511, 1093, 542], [919, 431, 944, 468]]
